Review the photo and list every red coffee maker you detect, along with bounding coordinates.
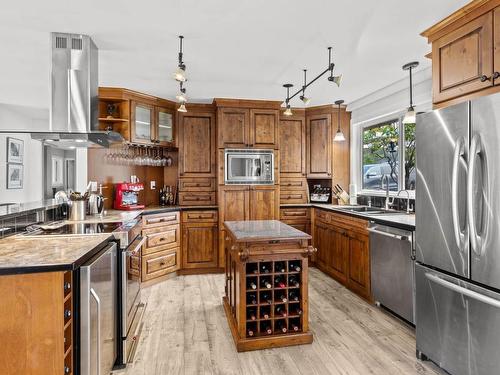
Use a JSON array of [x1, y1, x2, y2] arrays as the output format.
[[113, 182, 145, 210]]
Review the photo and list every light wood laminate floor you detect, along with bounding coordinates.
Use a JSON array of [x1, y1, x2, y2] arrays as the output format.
[[120, 268, 444, 375]]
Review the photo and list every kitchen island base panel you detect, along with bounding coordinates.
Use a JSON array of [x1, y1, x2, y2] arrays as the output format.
[[223, 296, 313, 352]]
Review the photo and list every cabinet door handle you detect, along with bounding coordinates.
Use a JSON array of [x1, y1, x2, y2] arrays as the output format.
[[494, 72, 500, 80], [480, 75, 491, 82]]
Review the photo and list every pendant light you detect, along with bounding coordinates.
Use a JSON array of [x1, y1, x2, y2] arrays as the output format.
[[283, 84, 293, 116], [178, 103, 187, 113], [173, 36, 186, 82], [402, 61, 419, 124], [334, 100, 345, 142], [299, 69, 311, 105], [176, 81, 187, 103]]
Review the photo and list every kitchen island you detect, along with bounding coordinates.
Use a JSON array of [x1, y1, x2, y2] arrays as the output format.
[[223, 220, 315, 352]]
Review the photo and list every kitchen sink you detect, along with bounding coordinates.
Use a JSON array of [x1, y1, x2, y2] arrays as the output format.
[[336, 206, 408, 215]]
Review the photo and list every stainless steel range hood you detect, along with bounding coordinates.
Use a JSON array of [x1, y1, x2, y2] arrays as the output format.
[[30, 32, 122, 148]]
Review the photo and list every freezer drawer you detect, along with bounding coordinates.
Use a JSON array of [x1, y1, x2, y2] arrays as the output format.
[[416, 264, 500, 375]]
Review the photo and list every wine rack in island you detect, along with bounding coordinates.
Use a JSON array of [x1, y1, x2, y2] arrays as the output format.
[[223, 220, 316, 352]]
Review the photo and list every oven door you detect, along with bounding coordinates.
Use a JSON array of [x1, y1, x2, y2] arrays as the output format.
[[122, 235, 145, 336]]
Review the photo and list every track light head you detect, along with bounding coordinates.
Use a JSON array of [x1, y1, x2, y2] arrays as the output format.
[[174, 66, 186, 82], [328, 74, 342, 87], [300, 95, 311, 105], [178, 103, 187, 113], [283, 104, 293, 116]]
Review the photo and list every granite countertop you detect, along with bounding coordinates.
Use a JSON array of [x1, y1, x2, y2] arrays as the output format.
[[0, 199, 61, 219], [0, 233, 114, 275], [282, 203, 415, 231], [225, 220, 311, 243]]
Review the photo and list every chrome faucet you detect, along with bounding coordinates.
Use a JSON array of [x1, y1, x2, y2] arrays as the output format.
[[381, 174, 394, 210], [397, 189, 411, 214]]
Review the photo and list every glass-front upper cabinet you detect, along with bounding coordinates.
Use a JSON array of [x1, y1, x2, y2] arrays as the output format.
[[131, 101, 154, 144], [155, 107, 175, 146]]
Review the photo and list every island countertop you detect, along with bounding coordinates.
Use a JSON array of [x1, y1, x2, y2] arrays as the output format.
[[224, 220, 311, 243], [0, 233, 114, 275]]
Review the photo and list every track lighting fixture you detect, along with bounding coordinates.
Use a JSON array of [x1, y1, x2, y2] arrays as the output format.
[[283, 84, 294, 116], [333, 100, 346, 142], [178, 103, 187, 113], [402, 61, 419, 124], [283, 47, 342, 107], [299, 69, 311, 105], [173, 36, 186, 82]]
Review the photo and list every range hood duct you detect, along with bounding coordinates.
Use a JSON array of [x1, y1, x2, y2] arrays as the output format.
[[30, 32, 122, 148]]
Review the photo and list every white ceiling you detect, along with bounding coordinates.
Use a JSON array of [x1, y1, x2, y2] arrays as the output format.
[[0, 0, 468, 110]]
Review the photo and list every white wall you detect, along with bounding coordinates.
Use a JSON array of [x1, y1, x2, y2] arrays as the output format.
[[346, 66, 433, 196], [0, 133, 43, 203]]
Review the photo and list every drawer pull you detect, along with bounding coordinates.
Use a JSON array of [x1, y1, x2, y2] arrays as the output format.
[[480, 75, 491, 82], [159, 237, 166, 242]]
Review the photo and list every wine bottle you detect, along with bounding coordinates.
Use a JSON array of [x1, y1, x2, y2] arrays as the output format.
[[261, 278, 272, 289], [289, 276, 300, 288], [289, 291, 300, 302], [260, 264, 270, 274], [263, 324, 272, 335], [247, 308, 257, 321], [292, 307, 303, 316], [247, 293, 257, 305], [276, 320, 287, 333], [261, 308, 270, 319], [248, 280, 257, 290], [276, 292, 287, 303], [275, 306, 287, 317], [261, 292, 272, 304], [275, 262, 286, 273], [247, 328, 255, 337], [290, 323, 300, 332], [274, 276, 286, 289], [289, 261, 301, 272]]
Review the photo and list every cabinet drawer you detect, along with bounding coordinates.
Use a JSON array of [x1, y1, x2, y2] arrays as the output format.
[[142, 248, 179, 281], [179, 177, 215, 192], [315, 208, 331, 223], [280, 190, 308, 204], [179, 192, 216, 206], [280, 207, 310, 221], [143, 224, 180, 254], [280, 178, 307, 190], [143, 211, 179, 228], [130, 255, 140, 271], [182, 210, 218, 223]]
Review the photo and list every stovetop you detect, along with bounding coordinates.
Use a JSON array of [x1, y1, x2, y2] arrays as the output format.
[[28, 222, 123, 236]]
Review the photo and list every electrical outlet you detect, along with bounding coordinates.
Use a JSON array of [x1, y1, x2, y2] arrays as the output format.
[[150, 181, 156, 190]]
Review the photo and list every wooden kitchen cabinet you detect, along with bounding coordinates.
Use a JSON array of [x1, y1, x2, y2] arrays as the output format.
[[249, 109, 279, 148], [182, 221, 218, 270], [178, 111, 216, 177], [279, 113, 306, 177], [219, 185, 279, 223], [421, 1, 500, 105], [249, 185, 280, 220], [155, 106, 175, 146], [131, 101, 155, 144], [313, 208, 371, 301], [0, 271, 73, 375], [217, 107, 250, 148], [306, 113, 332, 178], [219, 186, 250, 223], [216, 106, 279, 149]]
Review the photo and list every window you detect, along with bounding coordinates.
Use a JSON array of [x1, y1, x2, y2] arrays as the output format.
[[361, 118, 415, 193]]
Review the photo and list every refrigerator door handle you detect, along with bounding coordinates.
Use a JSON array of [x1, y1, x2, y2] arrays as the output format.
[[90, 288, 101, 375], [467, 134, 486, 256], [425, 272, 500, 309], [451, 136, 468, 253]]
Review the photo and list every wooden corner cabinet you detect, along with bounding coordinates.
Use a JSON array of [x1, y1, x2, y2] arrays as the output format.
[[99, 87, 176, 147], [306, 113, 332, 178], [0, 271, 74, 375], [422, 0, 500, 106], [313, 208, 371, 301]]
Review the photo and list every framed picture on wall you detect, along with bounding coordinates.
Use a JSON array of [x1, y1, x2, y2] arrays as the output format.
[[6, 164, 23, 189], [6, 137, 24, 164]]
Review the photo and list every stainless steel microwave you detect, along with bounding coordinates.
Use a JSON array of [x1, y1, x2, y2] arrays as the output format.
[[224, 149, 274, 185]]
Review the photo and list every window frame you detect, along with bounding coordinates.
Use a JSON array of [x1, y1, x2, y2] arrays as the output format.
[[358, 116, 415, 198]]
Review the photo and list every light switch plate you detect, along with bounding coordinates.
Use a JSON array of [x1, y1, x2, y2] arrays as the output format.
[[150, 181, 156, 189]]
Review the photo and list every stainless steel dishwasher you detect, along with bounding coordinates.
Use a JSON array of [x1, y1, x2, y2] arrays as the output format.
[[368, 222, 415, 324]]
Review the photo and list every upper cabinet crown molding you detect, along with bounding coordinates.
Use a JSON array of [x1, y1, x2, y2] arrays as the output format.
[[214, 98, 283, 109], [99, 87, 176, 109]]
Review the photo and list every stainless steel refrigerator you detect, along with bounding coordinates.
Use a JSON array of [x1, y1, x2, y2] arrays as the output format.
[[416, 93, 500, 375]]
